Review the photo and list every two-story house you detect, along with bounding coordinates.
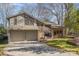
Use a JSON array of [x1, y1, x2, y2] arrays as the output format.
[[7, 12, 63, 43]]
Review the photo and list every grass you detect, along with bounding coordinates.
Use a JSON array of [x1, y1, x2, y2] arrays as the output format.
[[47, 38, 79, 54], [52, 37, 70, 40], [0, 44, 6, 55]]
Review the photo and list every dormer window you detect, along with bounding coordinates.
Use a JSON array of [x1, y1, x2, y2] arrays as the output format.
[[25, 18, 29, 25], [14, 17, 17, 25], [25, 16, 35, 25], [17, 16, 24, 26]]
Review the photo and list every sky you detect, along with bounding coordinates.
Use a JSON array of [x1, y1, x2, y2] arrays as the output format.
[[0, 3, 79, 25], [7, 3, 37, 17], [75, 3, 79, 8]]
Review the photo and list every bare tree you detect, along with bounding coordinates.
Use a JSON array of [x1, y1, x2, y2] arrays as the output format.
[[0, 3, 66, 28], [36, 3, 65, 25], [0, 3, 12, 28], [0, 3, 22, 28]]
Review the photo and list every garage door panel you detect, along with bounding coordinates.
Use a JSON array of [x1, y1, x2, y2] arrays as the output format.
[[10, 31, 25, 42], [26, 31, 37, 41]]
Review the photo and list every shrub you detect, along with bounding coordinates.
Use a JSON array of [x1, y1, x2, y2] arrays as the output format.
[[0, 34, 8, 44], [68, 37, 79, 46]]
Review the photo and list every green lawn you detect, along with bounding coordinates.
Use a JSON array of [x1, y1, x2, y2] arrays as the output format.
[[0, 44, 6, 55], [47, 38, 79, 54]]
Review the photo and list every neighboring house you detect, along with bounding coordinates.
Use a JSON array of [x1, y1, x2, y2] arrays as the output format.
[[7, 12, 64, 43]]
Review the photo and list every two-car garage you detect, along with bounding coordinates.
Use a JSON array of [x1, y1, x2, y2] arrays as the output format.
[[9, 30, 38, 42]]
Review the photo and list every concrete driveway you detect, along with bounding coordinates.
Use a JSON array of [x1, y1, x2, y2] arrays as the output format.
[[4, 41, 78, 56]]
